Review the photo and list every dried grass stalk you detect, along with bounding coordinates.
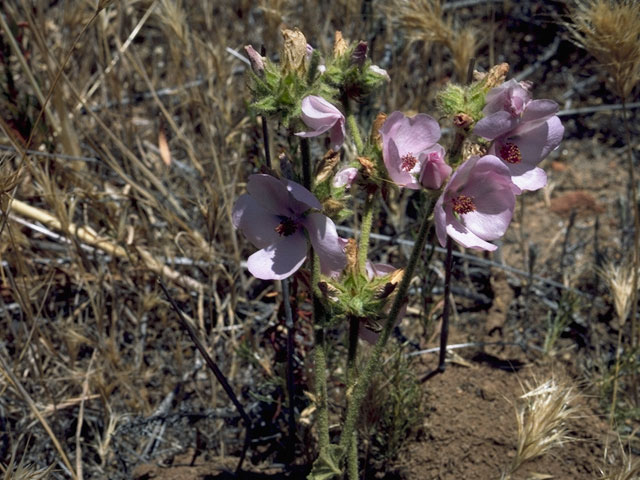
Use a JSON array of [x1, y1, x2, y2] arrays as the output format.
[[567, 0, 640, 99], [504, 379, 579, 479], [391, 0, 478, 81]]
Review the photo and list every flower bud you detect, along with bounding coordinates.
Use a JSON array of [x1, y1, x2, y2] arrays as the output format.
[[351, 41, 368, 66], [333, 30, 349, 57], [281, 28, 308, 76], [244, 45, 265, 75], [315, 149, 341, 183], [370, 112, 387, 148]]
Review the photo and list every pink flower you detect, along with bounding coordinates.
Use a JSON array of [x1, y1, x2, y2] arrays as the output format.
[[474, 79, 564, 191], [435, 155, 518, 251], [332, 167, 358, 188], [380, 111, 449, 190], [295, 96, 346, 150], [419, 144, 450, 190], [232, 174, 346, 280]]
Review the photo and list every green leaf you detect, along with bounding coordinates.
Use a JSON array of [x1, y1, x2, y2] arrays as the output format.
[[307, 445, 345, 480]]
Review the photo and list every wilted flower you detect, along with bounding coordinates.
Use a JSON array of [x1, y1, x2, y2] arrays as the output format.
[[435, 155, 518, 251], [232, 174, 346, 280], [474, 79, 564, 191], [359, 262, 405, 344], [296, 95, 346, 150], [281, 28, 308, 76], [380, 111, 449, 190], [333, 167, 358, 188]]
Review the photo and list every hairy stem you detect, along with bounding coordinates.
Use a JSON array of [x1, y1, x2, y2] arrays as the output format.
[[346, 315, 360, 479], [338, 191, 439, 455], [346, 113, 364, 154], [357, 193, 376, 274]]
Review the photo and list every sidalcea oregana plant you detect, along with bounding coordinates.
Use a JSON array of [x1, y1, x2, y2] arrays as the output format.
[[232, 28, 564, 479]]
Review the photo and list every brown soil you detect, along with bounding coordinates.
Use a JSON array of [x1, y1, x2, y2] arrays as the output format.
[[132, 360, 611, 480]]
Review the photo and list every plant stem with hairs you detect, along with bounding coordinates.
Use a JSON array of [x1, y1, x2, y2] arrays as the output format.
[[357, 193, 376, 275], [301, 136, 331, 454], [338, 190, 440, 457]]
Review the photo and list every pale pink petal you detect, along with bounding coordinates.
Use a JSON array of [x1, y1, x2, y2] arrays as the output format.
[[246, 232, 308, 280], [246, 174, 293, 216], [333, 167, 358, 188], [511, 167, 547, 191], [474, 111, 519, 140], [446, 216, 498, 251], [520, 99, 558, 124], [384, 113, 441, 155], [295, 96, 345, 150], [304, 212, 347, 277], [232, 194, 281, 249], [284, 178, 322, 212]]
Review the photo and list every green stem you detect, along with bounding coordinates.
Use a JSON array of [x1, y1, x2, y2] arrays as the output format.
[[347, 431, 358, 480], [346, 315, 360, 479], [338, 191, 439, 455], [313, 253, 331, 453], [357, 193, 376, 275], [301, 135, 331, 453], [346, 112, 364, 154], [313, 320, 330, 452]]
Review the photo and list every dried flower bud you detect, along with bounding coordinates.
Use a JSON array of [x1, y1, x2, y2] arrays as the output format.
[[318, 281, 341, 301], [482, 63, 510, 90], [454, 112, 474, 129], [345, 238, 358, 273], [358, 156, 375, 176], [315, 149, 341, 183], [244, 45, 265, 75], [388, 268, 404, 287], [281, 28, 308, 76], [351, 41, 368, 66], [333, 30, 349, 57], [370, 112, 387, 148], [323, 198, 344, 217]]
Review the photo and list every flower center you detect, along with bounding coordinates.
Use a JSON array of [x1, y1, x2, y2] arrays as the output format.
[[275, 217, 298, 236], [451, 195, 476, 215], [499, 142, 522, 164], [400, 153, 418, 172]]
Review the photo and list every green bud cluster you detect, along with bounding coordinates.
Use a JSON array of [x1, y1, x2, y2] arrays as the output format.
[[436, 80, 487, 125]]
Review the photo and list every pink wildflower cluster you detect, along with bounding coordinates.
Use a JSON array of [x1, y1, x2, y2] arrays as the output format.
[[382, 80, 563, 251]]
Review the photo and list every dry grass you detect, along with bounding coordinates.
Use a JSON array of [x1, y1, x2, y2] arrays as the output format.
[[390, 0, 479, 82], [503, 379, 580, 479], [567, 0, 640, 100]]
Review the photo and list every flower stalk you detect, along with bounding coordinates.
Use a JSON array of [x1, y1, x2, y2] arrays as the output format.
[[337, 190, 439, 455]]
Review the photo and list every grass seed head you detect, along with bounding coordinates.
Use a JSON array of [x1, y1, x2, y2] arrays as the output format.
[[567, 0, 640, 99], [598, 260, 636, 324], [506, 379, 580, 477]]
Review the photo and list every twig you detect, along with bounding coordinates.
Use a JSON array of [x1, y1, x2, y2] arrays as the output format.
[[157, 279, 252, 474], [5, 198, 206, 293], [335, 225, 594, 298]]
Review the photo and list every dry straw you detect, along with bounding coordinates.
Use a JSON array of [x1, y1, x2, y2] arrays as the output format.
[[503, 379, 579, 479], [567, 0, 640, 100], [391, 0, 478, 81]]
